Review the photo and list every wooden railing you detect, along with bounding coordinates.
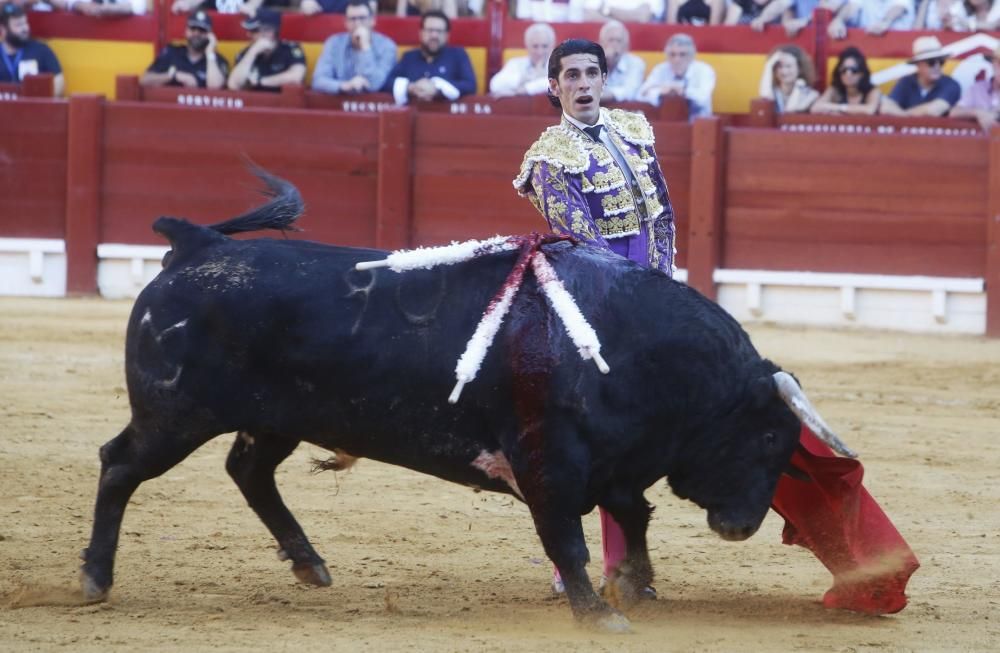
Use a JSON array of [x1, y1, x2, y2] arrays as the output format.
[[1, 96, 997, 334]]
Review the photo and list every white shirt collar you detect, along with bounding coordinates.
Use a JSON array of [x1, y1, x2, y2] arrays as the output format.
[[562, 109, 606, 132]]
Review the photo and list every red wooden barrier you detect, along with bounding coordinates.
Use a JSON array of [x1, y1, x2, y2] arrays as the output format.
[[0, 98, 68, 238], [115, 75, 305, 108], [376, 108, 414, 250], [988, 126, 1000, 337], [722, 127, 989, 278], [98, 102, 381, 248], [687, 118, 723, 298], [65, 95, 103, 295]]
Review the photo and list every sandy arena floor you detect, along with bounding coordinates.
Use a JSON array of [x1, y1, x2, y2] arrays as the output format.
[[1, 296, 998, 652]]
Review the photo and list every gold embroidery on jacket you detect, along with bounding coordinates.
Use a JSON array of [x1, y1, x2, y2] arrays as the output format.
[[595, 212, 640, 236]]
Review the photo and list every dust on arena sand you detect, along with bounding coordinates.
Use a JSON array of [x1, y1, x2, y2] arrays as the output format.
[[1, 297, 997, 652]]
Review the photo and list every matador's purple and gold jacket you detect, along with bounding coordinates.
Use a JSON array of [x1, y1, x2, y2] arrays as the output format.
[[513, 108, 676, 274]]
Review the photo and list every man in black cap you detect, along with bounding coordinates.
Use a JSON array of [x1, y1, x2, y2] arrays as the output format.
[[140, 10, 229, 90], [227, 8, 307, 92]]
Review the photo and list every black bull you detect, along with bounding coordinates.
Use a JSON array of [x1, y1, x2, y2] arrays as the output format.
[[80, 173, 840, 630]]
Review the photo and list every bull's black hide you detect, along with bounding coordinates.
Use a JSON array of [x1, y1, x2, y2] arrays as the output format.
[[81, 171, 803, 631]]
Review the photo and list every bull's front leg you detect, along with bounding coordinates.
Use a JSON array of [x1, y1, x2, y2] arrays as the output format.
[[528, 506, 631, 632], [600, 490, 655, 610]]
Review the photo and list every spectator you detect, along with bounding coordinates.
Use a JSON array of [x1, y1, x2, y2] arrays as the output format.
[[827, 0, 915, 38], [68, 0, 146, 17], [227, 9, 307, 92], [312, 0, 396, 95], [384, 10, 476, 104], [171, 0, 246, 14], [758, 44, 818, 112], [950, 43, 999, 129], [140, 11, 229, 90], [667, 0, 723, 23], [638, 33, 716, 118], [583, 0, 664, 21], [881, 36, 961, 117], [810, 46, 882, 114], [720, 0, 792, 29], [780, 0, 846, 36], [397, 0, 457, 17], [489, 22, 554, 97], [301, 0, 347, 14], [0, 4, 63, 96], [515, 0, 585, 21], [915, 0, 971, 29], [598, 20, 644, 102], [963, 0, 1000, 29]]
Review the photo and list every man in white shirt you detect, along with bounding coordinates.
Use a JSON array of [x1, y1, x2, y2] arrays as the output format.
[[638, 33, 716, 118], [828, 0, 915, 37], [583, 0, 664, 21], [515, 0, 585, 21], [68, 0, 146, 17], [598, 20, 644, 102], [489, 22, 555, 97]]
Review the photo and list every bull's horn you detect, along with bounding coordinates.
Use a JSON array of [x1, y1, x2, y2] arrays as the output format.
[[772, 371, 857, 458]]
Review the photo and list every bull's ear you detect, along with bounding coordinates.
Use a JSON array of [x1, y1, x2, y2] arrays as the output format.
[[749, 375, 777, 409]]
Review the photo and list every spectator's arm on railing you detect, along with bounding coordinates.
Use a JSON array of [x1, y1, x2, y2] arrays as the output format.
[[261, 64, 307, 90], [750, 0, 794, 31], [951, 106, 998, 131], [827, 0, 858, 38], [781, 3, 809, 37], [866, 0, 907, 34], [582, 0, 656, 22]]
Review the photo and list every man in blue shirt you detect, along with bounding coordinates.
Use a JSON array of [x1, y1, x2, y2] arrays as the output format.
[[312, 0, 397, 95], [0, 4, 63, 96], [883, 36, 961, 117], [384, 10, 477, 105]]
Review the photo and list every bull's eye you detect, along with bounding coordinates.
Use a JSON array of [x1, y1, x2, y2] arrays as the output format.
[[763, 431, 778, 449]]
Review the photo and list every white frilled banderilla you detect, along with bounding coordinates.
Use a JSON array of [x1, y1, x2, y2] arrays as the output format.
[[355, 234, 610, 403]]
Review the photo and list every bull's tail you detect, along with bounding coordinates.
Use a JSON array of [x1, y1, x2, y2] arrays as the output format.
[[204, 165, 304, 236], [152, 166, 305, 265]]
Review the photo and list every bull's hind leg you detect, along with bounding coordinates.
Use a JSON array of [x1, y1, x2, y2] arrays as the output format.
[[80, 423, 218, 601], [225, 432, 330, 587]]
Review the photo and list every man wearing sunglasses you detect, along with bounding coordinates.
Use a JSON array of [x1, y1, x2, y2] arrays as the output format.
[[882, 36, 960, 117], [141, 11, 229, 90], [228, 8, 307, 92]]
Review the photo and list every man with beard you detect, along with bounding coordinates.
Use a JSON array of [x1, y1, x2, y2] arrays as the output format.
[[228, 8, 307, 92], [0, 4, 63, 97], [383, 10, 476, 105], [140, 11, 229, 90]]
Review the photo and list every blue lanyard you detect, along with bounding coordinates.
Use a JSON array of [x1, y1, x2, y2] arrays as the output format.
[[1, 47, 24, 82]]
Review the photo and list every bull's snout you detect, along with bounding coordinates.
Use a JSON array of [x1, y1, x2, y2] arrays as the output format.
[[707, 513, 761, 541]]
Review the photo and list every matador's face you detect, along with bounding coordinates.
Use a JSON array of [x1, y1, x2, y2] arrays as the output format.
[[549, 53, 606, 126]]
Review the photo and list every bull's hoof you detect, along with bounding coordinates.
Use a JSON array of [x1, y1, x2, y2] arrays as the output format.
[[292, 562, 332, 587], [79, 569, 110, 603], [602, 572, 656, 610]]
